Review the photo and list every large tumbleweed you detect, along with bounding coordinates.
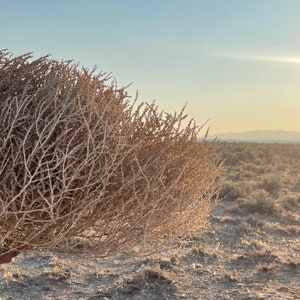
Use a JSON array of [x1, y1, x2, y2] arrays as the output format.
[[0, 50, 222, 263]]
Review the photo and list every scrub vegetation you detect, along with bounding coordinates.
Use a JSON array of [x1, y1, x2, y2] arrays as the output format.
[[0, 50, 221, 262], [1, 142, 299, 300]]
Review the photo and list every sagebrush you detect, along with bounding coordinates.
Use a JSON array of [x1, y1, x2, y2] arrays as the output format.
[[0, 50, 222, 258]]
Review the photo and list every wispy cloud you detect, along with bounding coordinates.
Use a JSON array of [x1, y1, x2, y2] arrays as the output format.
[[217, 52, 300, 64]]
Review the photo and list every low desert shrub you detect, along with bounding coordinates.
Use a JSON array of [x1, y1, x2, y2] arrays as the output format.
[[293, 177, 300, 193], [280, 194, 300, 210], [0, 50, 222, 259], [238, 190, 279, 214], [258, 175, 282, 197], [219, 181, 244, 200]]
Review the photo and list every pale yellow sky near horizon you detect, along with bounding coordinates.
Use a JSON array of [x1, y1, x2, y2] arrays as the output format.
[[126, 52, 300, 136]]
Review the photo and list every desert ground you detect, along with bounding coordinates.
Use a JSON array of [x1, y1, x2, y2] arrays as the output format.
[[0, 142, 299, 300]]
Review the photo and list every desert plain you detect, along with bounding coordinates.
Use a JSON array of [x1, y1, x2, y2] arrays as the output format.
[[0, 142, 299, 300]]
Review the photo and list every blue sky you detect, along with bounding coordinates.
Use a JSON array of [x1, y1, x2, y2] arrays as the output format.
[[1, 0, 300, 135]]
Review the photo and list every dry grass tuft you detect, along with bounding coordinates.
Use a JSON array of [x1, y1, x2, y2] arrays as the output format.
[[47, 266, 72, 281], [258, 175, 282, 197], [280, 194, 300, 210], [220, 180, 244, 200], [238, 190, 280, 214], [222, 268, 238, 282], [251, 240, 277, 258], [191, 244, 220, 260], [0, 263, 21, 281], [255, 262, 277, 272], [124, 265, 174, 292]]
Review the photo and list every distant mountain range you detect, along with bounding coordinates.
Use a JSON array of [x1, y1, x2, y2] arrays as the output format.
[[213, 130, 300, 144]]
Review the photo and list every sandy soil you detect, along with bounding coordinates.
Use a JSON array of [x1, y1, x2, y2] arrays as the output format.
[[0, 196, 299, 300]]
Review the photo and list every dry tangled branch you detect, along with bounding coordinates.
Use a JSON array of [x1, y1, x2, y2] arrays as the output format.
[[0, 50, 222, 262]]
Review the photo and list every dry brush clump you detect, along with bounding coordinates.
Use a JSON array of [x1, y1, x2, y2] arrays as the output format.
[[0, 50, 222, 261]]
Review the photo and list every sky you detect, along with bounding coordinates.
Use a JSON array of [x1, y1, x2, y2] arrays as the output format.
[[1, 0, 300, 135]]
